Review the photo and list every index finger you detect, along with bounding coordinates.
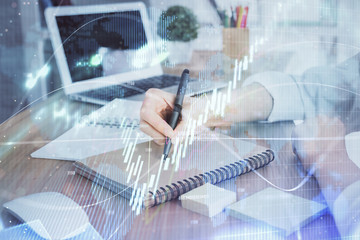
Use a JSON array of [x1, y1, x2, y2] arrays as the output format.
[[141, 108, 175, 138]]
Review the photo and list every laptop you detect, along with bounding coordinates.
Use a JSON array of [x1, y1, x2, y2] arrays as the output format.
[[45, 2, 225, 105]]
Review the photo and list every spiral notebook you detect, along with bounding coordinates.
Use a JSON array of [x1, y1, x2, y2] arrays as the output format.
[[31, 99, 150, 161], [74, 132, 274, 209]]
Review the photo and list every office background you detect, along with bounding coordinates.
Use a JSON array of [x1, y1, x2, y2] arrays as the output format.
[[1, 1, 360, 239], [0, 0, 360, 123]]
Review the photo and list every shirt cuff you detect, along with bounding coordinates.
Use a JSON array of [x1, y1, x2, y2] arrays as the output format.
[[333, 180, 360, 238], [243, 72, 305, 122]]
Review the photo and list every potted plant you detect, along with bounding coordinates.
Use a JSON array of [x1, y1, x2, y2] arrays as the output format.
[[158, 5, 199, 64]]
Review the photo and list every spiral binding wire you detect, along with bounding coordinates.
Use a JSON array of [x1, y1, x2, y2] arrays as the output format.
[[145, 150, 275, 208]]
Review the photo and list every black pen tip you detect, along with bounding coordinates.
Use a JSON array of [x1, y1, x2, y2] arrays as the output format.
[[183, 69, 189, 74], [163, 154, 168, 161]]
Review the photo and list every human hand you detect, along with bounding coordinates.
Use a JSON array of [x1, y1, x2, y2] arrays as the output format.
[[139, 88, 176, 145], [292, 116, 360, 204], [140, 88, 199, 145], [139, 88, 231, 145], [292, 115, 346, 170]]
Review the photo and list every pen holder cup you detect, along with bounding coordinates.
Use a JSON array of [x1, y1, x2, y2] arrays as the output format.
[[222, 28, 249, 86], [222, 28, 249, 59]]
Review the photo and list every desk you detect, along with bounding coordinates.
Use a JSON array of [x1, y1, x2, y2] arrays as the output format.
[[0, 53, 340, 239]]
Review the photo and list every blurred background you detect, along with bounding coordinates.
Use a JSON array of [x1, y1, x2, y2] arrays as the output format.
[[0, 0, 359, 123]]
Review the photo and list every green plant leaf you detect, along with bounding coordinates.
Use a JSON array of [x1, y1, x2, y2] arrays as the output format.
[[157, 5, 199, 42]]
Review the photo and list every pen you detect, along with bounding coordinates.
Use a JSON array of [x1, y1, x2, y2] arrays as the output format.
[[230, 6, 236, 27], [163, 69, 190, 160], [236, 6, 243, 28], [235, 6, 240, 27], [241, 6, 249, 28], [224, 10, 229, 28], [209, 0, 225, 25]]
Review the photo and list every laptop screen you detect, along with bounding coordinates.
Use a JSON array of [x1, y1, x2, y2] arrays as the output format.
[[56, 10, 150, 83]]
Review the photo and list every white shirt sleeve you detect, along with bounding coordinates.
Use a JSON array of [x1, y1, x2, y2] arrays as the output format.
[[333, 180, 360, 238], [330, 132, 360, 238], [345, 131, 360, 168], [243, 71, 305, 122]]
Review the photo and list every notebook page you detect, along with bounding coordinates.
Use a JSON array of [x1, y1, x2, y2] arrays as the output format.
[[31, 99, 148, 161]]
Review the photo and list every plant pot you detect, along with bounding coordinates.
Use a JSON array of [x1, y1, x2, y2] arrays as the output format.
[[167, 41, 194, 64]]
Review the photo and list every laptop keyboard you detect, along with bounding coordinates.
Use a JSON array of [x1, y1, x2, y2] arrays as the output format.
[[78, 75, 195, 102]]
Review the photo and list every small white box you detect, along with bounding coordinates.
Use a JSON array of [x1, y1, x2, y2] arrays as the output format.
[[226, 187, 327, 236], [180, 183, 236, 217]]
